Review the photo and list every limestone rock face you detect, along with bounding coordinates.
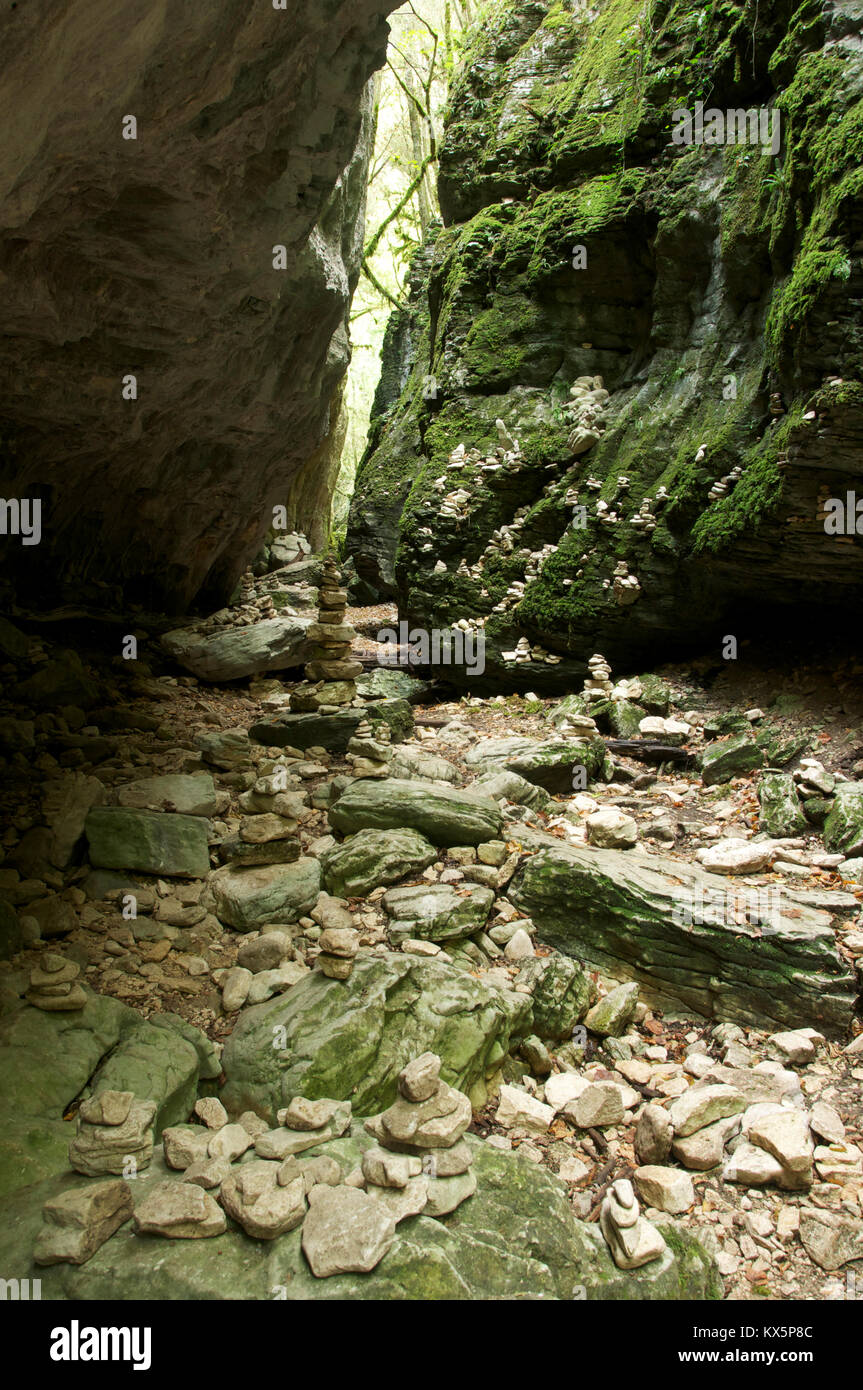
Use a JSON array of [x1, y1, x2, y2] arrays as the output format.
[[346, 0, 863, 686], [0, 0, 398, 611]]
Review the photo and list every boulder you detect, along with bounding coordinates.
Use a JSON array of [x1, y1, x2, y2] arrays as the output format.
[[584, 983, 639, 1037], [321, 828, 437, 898], [824, 783, 863, 857], [471, 770, 553, 812], [758, 773, 807, 837], [249, 699, 414, 754], [699, 735, 765, 786], [586, 808, 638, 849], [465, 736, 606, 793], [85, 807, 210, 879], [162, 616, 312, 682], [514, 953, 593, 1040], [0, 993, 207, 1197], [510, 842, 855, 1034], [116, 774, 218, 817], [210, 858, 321, 931], [329, 779, 503, 847], [382, 882, 494, 942], [220, 952, 532, 1119], [42, 772, 106, 868]]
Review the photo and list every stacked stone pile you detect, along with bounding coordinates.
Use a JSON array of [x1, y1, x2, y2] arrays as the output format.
[[68, 1090, 156, 1176], [566, 375, 609, 456], [26, 951, 87, 1011], [316, 926, 360, 980], [346, 718, 392, 779], [364, 1052, 477, 1217], [600, 1177, 667, 1269], [583, 653, 613, 700], [290, 555, 361, 712]]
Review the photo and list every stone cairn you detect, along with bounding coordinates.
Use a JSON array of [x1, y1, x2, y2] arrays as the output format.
[[27, 951, 86, 1011], [69, 1090, 156, 1177], [290, 554, 362, 713], [363, 1052, 477, 1217], [317, 926, 359, 981], [599, 1176, 667, 1270], [346, 717, 392, 779], [582, 653, 613, 701]]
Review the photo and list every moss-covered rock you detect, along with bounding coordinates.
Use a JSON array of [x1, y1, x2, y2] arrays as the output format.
[[758, 771, 808, 836], [824, 783, 863, 856], [0, 1135, 719, 1301], [329, 779, 503, 847], [699, 734, 766, 786], [0, 994, 208, 1199], [510, 840, 855, 1034], [220, 952, 533, 1119], [321, 828, 437, 898]]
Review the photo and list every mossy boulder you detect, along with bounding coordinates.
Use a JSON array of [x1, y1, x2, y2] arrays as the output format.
[[758, 772, 808, 837], [383, 883, 494, 942], [85, 807, 211, 879], [249, 699, 414, 754], [321, 828, 437, 898], [329, 779, 503, 847], [0, 993, 207, 1199], [220, 952, 533, 1120], [464, 735, 606, 792], [699, 735, 766, 786], [515, 952, 595, 1040], [510, 842, 855, 1035], [210, 858, 322, 931], [824, 783, 863, 857]]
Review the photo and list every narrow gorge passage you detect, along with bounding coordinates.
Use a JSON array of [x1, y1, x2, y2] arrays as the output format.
[[0, 0, 862, 1330]]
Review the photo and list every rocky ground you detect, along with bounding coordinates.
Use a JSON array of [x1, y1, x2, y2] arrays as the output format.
[[1, 567, 862, 1299]]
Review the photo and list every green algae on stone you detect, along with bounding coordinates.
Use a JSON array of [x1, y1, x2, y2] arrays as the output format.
[[220, 952, 533, 1121]]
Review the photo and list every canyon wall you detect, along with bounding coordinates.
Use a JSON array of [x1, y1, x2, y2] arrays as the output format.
[[347, 0, 863, 688], [0, 0, 398, 612]]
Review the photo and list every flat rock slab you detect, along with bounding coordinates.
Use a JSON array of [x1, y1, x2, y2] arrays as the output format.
[[85, 807, 210, 879], [162, 616, 313, 682], [220, 951, 532, 1119], [249, 699, 414, 753], [0, 1137, 720, 1301], [329, 779, 503, 847], [116, 773, 218, 817], [510, 842, 855, 1035]]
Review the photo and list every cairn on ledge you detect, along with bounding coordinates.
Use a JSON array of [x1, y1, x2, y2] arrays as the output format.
[[599, 1177, 667, 1270], [364, 1052, 477, 1217], [582, 653, 613, 701], [346, 718, 392, 779], [27, 952, 87, 1011], [290, 554, 362, 713]]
